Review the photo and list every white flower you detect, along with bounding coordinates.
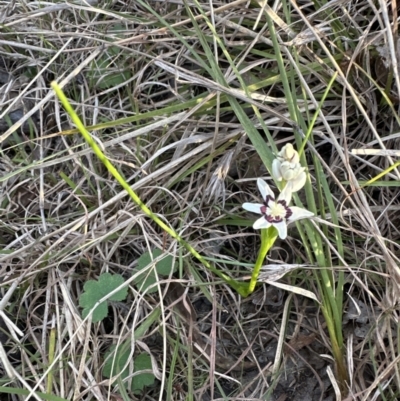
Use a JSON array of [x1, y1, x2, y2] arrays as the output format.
[[272, 144, 307, 192], [277, 161, 304, 181], [276, 143, 299, 164], [242, 178, 314, 239], [272, 160, 306, 192]]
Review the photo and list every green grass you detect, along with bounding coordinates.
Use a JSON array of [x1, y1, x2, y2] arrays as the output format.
[[0, 0, 399, 400]]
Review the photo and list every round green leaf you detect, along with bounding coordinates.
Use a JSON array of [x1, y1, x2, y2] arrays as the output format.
[[133, 249, 176, 293], [131, 353, 155, 394], [79, 273, 128, 322]]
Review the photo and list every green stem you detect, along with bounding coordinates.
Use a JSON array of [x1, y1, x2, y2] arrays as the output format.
[[46, 322, 56, 394], [320, 303, 349, 390], [247, 227, 278, 295], [51, 82, 249, 295]]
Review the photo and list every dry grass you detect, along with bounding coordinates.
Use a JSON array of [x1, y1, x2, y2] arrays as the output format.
[[0, 0, 400, 400]]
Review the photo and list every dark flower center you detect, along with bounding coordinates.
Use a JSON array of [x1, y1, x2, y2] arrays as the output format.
[[260, 195, 292, 223]]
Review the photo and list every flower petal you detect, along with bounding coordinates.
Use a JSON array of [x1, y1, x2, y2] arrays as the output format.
[[280, 143, 300, 164], [242, 202, 264, 214], [287, 206, 314, 223], [280, 162, 296, 180], [257, 178, 274, 201], [277, 183, 292, 204], [288, 171, 307, 192], [273, 220, 287, 239], [253, 216, 271, 229], [271, 159, 283, 181], [257, 178, 275, 201]]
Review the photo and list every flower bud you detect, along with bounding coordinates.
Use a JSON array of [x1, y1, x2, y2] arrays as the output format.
[[280, 161, 304, 181], [272, 144, 307, 192], [277, 143, 300, 164]]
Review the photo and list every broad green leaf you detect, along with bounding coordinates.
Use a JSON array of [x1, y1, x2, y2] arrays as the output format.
[[88, 47, 132, 90], [79, 273, 128, 322], [96, 70, 131, 90], [103, 342, 130, 380], [103, 345, 155, 394], [131, 353, 155, 394], [133, 249, 176, 293]]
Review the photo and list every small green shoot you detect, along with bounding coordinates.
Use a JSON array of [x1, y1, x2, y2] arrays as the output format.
[[134, 249, 177, 293], [79, 272, 128, 322], [103, 344, 155, 394]]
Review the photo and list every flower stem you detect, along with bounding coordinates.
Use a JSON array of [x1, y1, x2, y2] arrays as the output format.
[[51, 82, 250, 295], [247, 226, 278, 295]]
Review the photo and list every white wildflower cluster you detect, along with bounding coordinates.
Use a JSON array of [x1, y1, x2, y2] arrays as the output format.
[[271, 143, 306, 192], [242, 144, 313, 239]]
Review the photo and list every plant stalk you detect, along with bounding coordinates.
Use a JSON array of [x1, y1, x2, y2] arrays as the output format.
[[246, 226, 278, 295]]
